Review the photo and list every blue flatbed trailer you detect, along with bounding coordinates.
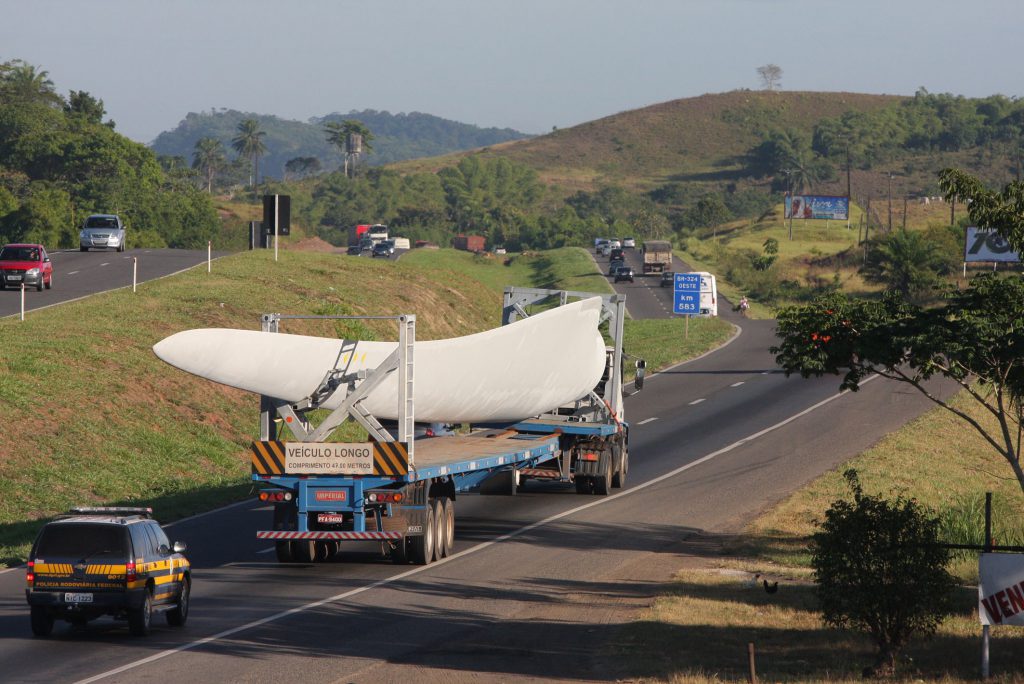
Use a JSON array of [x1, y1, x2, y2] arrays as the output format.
[[252, 287, 640, 566]]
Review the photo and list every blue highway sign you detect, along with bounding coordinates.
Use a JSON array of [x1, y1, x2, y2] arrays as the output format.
[[673, 272, 701, 315]]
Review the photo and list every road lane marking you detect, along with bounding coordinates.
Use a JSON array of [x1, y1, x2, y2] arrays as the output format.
[[67, 271, 79, 275], [731, 381, 745, 387], [689, 398, 705, 405], [637, 417, 658, 425], [73, 374, 877, 684], [100, 262, 110, 266]]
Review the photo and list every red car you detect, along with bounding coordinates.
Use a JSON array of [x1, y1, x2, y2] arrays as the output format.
[[0, 243, 53, 291]]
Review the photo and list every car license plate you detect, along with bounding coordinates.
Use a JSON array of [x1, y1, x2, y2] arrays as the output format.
[[64, 593, 93, 603], [7, 275, 21, 281]]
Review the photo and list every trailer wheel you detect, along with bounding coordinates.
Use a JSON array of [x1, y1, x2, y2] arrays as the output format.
[[612, 448, 628, 488], [391, 538, 410, 564], [431, 499, 446, 561], [574, 476, 591, 494], [593, 459, 613, 496], [435, 498, 455, 558], [274, 541, 294, 563], [292, 539, 316, 563], [409, 500, 436, 565], [315, 540, 336, 562]]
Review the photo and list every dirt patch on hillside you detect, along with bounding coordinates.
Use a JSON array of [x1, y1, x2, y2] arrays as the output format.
[[289, 237, 344, 253]]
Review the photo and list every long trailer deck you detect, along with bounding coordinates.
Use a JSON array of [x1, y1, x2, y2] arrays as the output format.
[[407, 429, 560, 481]]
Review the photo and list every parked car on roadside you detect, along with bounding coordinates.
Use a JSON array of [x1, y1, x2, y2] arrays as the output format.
[[0, 243, 52, 291], [614, 266, 635, 283], [80, 214, 126, 252]]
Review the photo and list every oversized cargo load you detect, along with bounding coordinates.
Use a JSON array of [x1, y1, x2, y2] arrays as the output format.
[[642, 240, 673, 274], [153, 297, 606, 424]]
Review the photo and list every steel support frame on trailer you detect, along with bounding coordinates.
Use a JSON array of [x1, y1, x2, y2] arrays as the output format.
[[258, 312, 415, 465], [502, 287, 626, 421]]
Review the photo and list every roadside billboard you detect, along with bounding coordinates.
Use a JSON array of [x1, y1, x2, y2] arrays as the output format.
[[964, 227, 1021, 263], [784, 195, 850, 220]]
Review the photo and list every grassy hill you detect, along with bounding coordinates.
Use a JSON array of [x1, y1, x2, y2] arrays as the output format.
[[393, 91, 904, 194]]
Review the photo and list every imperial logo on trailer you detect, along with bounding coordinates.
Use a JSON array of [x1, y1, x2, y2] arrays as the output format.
[[314, 490, 347, 502]]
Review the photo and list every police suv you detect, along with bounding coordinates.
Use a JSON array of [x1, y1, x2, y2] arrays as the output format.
[[25, 507, 190, 637]]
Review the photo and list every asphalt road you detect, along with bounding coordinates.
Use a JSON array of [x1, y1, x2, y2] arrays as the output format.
[[0, 248, 226, 319], [0, 246, 955, 682]]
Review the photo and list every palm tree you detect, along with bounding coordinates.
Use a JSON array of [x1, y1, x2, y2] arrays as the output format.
[[231, 119, 267, 199], [192, 137, 226, 193], [2, 60, 61, 107], [324, 119, 374, 177]]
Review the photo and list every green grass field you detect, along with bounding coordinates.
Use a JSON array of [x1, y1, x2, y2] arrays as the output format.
[[0, 246, 732, 566]]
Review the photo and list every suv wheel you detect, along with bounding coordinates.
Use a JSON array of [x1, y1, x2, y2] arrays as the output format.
[[30, 606, 54, 637], [166, 577, 190, 627], [129, 589, 153, 636]]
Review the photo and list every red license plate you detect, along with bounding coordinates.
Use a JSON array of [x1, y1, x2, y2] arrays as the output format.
[[314, 490, 346, 502]]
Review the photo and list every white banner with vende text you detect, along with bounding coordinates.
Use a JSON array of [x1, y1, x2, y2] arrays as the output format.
[[978, 553, 1024, 626]]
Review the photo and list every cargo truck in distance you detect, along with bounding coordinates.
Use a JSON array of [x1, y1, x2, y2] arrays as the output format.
[[641, 240, 673, 274], [251, 288, 645, 566]]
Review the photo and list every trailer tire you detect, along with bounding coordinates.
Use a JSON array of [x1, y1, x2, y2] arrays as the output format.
[[274, 541, 294, 563], [409, 501, 436, 565], [593, 459, 612, 496], [438, 498, 455, 558], [574, 476, 591, 494], [432, 499, 446, 561], [292, 539, 316, 563], [612, 448, 628, 488], [315, 540, 336, 562], [391, 538, 410, 564]]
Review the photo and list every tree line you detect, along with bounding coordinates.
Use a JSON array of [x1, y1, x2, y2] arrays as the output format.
[[0, 60, 220, 250]]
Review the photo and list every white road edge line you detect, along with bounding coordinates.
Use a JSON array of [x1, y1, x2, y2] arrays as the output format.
[[73, 374, 877, 684], [731, 381, 745, 387], [689, 398, 705, 405], [637, 417, 658, 425]]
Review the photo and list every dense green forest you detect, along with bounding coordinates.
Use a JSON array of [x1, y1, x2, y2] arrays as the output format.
[[150, 108, 529, 183], [0, 60, 219, 249]]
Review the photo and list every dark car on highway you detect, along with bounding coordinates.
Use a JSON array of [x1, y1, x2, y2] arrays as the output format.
[[0, 243, 53, 291], [26, 507, 190, 637], [372, 243, 391, 258], [609, 247, 625, 261], [614, 266, 634, 283], [660, 271, 674, 287], [346, 245, 361, 255]]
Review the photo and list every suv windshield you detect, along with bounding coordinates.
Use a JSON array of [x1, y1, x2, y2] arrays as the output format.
[[85, 217, 118, 228], [35, 524, 127, 560]]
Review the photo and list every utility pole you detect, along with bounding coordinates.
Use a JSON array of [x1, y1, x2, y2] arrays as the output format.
[[902, 196, 908, 231], [846, 140, 852, 231], [887, 172, 894, 233]]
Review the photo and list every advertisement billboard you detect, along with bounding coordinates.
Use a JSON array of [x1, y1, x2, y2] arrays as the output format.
[[784, 195, 850, 221], [964, 227, 1021, 263]]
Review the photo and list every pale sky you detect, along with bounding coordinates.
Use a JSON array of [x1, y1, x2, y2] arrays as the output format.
[[2, 0, 1021, 144]]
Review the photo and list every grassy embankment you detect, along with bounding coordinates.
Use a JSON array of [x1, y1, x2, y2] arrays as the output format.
[[612, 380, 1024, 679], [0, 246, 731, 566]]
